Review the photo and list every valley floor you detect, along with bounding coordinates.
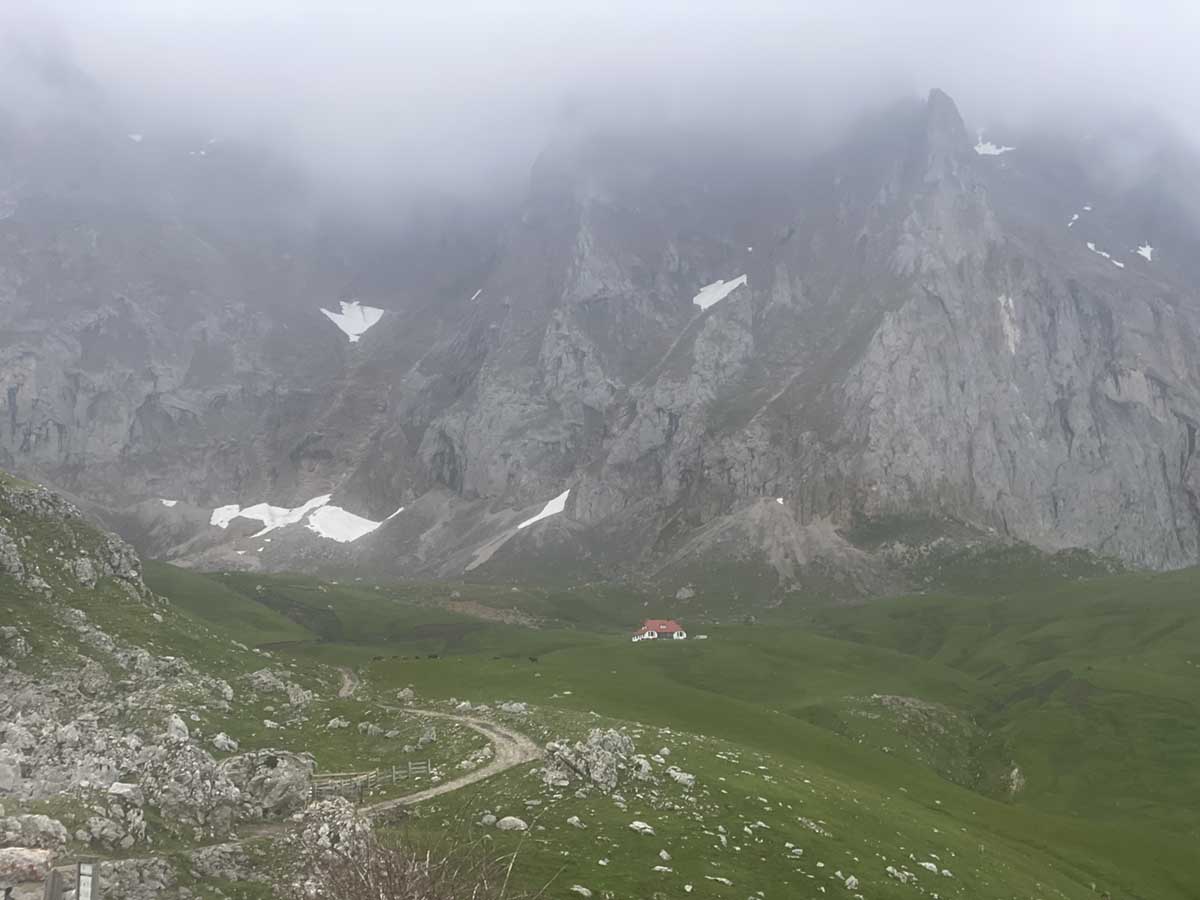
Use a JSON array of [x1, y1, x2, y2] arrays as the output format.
[[4, 546, 1199, 899]]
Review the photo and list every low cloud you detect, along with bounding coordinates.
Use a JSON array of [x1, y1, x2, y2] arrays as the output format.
[[2, 1, 1198, 201]]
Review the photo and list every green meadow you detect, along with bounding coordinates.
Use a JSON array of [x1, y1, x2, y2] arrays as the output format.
[[136, 560, 1200, 899]]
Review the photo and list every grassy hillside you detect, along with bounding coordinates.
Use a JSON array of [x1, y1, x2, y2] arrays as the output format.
[[137, 561, 1200, 898]]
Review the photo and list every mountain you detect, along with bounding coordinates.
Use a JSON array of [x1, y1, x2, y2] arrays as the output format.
[[3, 87, 1200, 594]]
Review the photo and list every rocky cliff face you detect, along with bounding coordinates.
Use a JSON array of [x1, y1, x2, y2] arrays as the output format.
[[4, 89, 1200, 593]]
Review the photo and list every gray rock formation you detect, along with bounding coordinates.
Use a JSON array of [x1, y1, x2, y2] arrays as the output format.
[[218, 750, 315, 817], [0, 847, 53, 886], [544, 728, 639, 793], [0, 815, 68, 850], [6, 89, 1200, 592]]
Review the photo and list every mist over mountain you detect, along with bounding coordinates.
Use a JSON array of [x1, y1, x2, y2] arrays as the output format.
[[3, 2, 1200, 601]]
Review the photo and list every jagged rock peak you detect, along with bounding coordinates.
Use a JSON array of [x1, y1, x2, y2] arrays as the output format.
[[925, 89, 968, 145], [921, 88, 970, 178]]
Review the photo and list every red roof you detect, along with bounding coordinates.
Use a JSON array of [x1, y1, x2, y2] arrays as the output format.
[[637, 619, 684, 633]]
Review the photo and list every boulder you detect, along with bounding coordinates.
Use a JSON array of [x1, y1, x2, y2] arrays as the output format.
[[108, 782, 145, 806], [99, 856, 176, 900], [543, 729, 636, 793], [297, 798, 372, 860], [286, 683, 313, 707], [0, 749, 21, 795], [0, 627, 29, 659], [0, 815, 68, 849], [0, 847, 53, 885], [218, 750, 315, 817], [666, 766, 695, 788], [3, 724, 35, 752], [165, 714, 190, 743], [247, 668, 287, 694], [55, 723, 81, 747], [212, 732, 239, 753], [138, 741, 241, 836], [70, 557, 98, 588], [190, 842, 255, 882], [496, 816, 528, 831]]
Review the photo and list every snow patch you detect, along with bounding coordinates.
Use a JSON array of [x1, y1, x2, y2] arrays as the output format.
[[692, 275, 748, 311], [211, 495, 402, 543], [159, 499, 178, 508], [973, 131, 1015, 155], [1086, 241, 1125, 268], [320, 300, 384, 343], [306, 503, 403, 543], [1136, 243, 1154, 261], [1068, 204, 1093, 227], [775, 497, 784, 505], [469, 289, 482, 301], [517, 489, 570, 530], [228, 496, 332, 537], [211, 505, 244, 529]]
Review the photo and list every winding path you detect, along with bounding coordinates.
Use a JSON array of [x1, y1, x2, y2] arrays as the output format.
[[38, 698, 540, 891], [364, 707, 542, 814]]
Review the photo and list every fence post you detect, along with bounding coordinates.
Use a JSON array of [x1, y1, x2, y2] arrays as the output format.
[[42, 869, 63, 900]]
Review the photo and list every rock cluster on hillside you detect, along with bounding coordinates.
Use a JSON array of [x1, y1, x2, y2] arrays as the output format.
[[542, 728, 692, 795], [0, 480, 321, 895]]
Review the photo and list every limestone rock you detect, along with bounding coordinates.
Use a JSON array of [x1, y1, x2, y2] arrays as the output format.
[[0, 815, 68, 849], [0, 749, 22, 795], [0, 847, 53, 885], [164, 714, 190, 744], [108, 782, 145, 806], [543, 729, 637, 793], [218, 750, 315, 817]]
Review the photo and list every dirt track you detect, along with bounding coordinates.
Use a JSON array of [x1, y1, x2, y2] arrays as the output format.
[[364, 707, 541, 813]]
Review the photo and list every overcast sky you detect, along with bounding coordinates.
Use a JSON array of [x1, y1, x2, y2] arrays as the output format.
[[3, 1, 1200, 199]]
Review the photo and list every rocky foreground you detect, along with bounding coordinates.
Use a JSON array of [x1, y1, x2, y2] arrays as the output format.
[[0, 477, 331, 896]]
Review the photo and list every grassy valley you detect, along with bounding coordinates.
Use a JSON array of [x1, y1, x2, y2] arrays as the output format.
[[125, 560, 1200, 899]]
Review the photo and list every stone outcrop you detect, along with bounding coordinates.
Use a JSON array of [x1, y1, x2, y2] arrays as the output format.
[[0, 815, 68, 850], [218, 750, 315, 817], [0, 847, 53, 886], [543, 728, 641, 793]]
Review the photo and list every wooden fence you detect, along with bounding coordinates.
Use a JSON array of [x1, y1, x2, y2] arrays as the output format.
[[310, 760, 431, 803]]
